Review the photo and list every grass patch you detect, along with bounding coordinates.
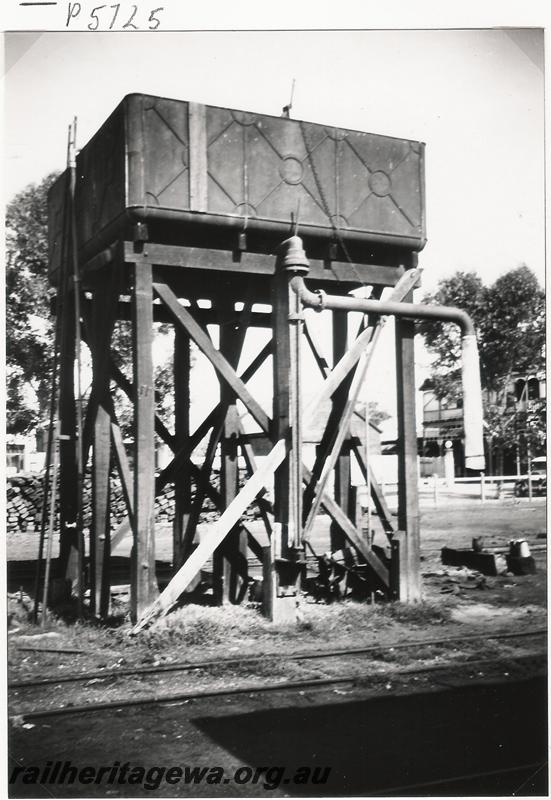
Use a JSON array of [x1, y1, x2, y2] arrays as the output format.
[[383, 600, 454, 626], [8, 594, 456, 682], [139, 604, 273, 651]]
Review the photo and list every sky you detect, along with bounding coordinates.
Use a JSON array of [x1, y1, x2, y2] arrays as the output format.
[[2, 28, 546, 435]]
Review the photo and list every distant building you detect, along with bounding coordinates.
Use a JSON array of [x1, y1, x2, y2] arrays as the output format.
[[6, 430, 47, 476], [419, 370, 546, 477], [418, 379, 464, 477], [302, 401, 382, 455]]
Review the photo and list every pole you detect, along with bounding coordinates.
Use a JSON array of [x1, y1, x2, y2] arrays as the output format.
[[527, 440, 533, 502], [33, 277, 64, 622], [432, 473, 438, 506], [69, 117, 85, 616], [42, 422, 60, 627]]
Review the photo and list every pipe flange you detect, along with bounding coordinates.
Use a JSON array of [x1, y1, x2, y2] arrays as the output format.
[[314, 289, 326, 311]]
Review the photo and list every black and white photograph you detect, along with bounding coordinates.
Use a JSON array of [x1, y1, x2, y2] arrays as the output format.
[[3, 10, 548, 797]]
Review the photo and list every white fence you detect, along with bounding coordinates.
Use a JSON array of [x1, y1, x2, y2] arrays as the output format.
[[373, 474, 545, 506]]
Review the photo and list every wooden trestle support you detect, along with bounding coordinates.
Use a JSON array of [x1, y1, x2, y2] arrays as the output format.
[[54, 234, 422, 626]]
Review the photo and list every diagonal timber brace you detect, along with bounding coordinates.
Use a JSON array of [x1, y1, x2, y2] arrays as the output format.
[[154, 282, 270, 433], [304, 314, 396, 539], [107, 336, 274, 550]]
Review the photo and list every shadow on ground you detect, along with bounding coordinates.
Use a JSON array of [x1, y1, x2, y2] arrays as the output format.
[[194, 677, 548, 796]]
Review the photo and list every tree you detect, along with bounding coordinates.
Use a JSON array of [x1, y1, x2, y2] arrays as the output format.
[[6, 176, 176, 442], [418, 266, 544, 393], [366, 401, 390, 429], [418, 266, 546, 469], [6, 173, 59, 434]]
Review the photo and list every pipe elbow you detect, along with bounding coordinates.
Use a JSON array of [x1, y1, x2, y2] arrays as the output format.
[[289, 275, 325, 309], [452, 308, 475, 338]]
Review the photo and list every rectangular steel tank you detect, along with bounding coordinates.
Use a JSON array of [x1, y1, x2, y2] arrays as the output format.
[[48, 93, 426, 281]]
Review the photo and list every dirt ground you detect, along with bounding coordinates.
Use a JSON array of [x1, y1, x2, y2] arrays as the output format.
[[7, 498, 547, 690], [7, 497, 547, 797], [9, 675, 547, 796]]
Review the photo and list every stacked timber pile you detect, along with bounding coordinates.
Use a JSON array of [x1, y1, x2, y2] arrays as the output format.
[[6, 474, 47, 533], [6, 470, 257, 534]]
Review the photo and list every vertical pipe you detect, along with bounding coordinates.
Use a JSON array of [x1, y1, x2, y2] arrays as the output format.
[[269, 239, 308, 621], [289, 287, 303, 549], [271, 270, 293, 561]]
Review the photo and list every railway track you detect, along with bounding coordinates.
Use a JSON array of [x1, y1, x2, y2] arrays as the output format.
[[10, 626, 546, 690], [10, 629, 546, 721], [10, 634, 547, 797]]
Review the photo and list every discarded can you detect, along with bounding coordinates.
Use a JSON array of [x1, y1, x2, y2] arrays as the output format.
[[509, 539, 531, 558]]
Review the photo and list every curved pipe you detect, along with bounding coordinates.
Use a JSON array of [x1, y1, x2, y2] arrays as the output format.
[[289, 276, 475, 336], [279, 237, 485, 472]]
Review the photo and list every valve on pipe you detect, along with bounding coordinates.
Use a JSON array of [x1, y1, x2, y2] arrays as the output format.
[[279, 235, 485, 473]]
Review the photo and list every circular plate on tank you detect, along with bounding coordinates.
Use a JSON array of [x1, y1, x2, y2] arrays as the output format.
[[279, 155, 304, 185], [329, 213, 349, 228], [325, 127, 347, 141], [233, 202, 258, 217], [231, 110, 258, 126], [368, 171, 392, 197]]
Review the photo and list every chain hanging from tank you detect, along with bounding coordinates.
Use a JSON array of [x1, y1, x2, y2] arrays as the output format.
[[298, 120, 367, 289], [240, 121, 249, 253]]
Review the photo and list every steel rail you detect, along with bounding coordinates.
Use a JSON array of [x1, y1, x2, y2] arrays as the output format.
[[10, 652, 546, 721], [10, 627, 546, 690]]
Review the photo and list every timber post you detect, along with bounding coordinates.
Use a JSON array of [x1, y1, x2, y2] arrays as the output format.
[[213, 299, 249, 604], [130, 258, 158, 621], [394, 286, 422, 601], [172, 327, 191, 571], [57, 271, 80, 598]]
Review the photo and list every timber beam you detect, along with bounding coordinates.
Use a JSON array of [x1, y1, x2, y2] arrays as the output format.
[[82, 297, 273, 328], [123, 242, 408, 287]]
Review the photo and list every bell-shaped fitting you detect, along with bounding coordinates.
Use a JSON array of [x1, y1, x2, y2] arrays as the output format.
[[277, 235, 310, 273]]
